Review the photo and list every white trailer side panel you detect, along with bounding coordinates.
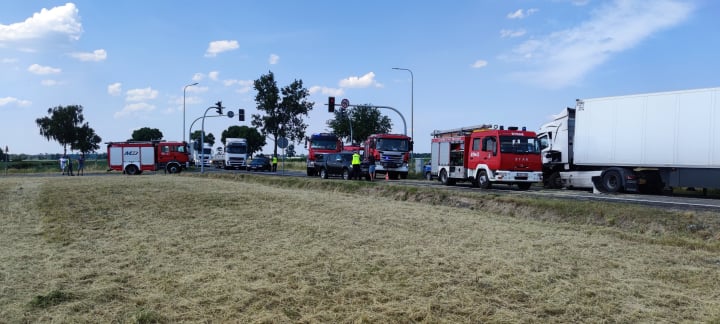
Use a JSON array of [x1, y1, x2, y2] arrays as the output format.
[[574, 88, 720, 168]]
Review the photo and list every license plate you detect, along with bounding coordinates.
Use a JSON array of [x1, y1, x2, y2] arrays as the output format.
[[516, 173, 527, 177]]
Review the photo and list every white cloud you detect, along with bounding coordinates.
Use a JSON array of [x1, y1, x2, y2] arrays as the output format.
[[471, 60, 488, 69], [114, 102, 156, 118], [506, 0, 693, 88], [0, 97, 32, 107], [500, 29, 527, 38], [208, 71, 220, 81], [204, 40, 239, 57], [309, 86, 344, 97], [108, 82, 122, 96], [269, 54, 279, 65], [69, 49, 107, 62], [223, 79, 254, 93], [1, 58, 18, 64], [0, 3, 82, 42], [41, 79, 60, 86], [126, 87, 158, 102], [507, 8, 538, 19], [192, 73, 204, 82], [28, 63, 61, 75], [339, 72, 382, 88]]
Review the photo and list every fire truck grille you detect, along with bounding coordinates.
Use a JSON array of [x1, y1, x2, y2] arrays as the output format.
[[380, 154, 403, 168]]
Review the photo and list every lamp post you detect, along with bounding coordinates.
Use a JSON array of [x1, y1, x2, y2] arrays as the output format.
[[392, 68, 413, 143], [183, 82, 198, 143]]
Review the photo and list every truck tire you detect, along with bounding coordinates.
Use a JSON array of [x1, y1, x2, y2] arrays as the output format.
[[342, 169, 350, 180], [440, 169, 451, 186], [517, 182, 532, 190], [601, 170, 622, 193], [320, 168, 328, 179], [166, 163, 181, 174], [545, 172, 563, 189], [477, 171, 491, 189], [125, 164, 139, 175]]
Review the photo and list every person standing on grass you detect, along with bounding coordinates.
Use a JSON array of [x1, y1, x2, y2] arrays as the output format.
[[77, 154, 85, 176], [59, 155, 67, 175], [272, 155, 278, 172]]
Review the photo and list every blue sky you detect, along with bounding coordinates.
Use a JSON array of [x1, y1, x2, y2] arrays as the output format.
[[1, 0, 717, 155]]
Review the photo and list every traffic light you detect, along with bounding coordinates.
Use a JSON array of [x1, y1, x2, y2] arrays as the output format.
[[238, 108, 245, 121], [328, 96, 335, 113], [215, 101, 223, 115]]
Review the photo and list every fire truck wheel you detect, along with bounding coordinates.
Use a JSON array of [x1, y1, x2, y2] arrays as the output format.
[[477, 171, 492, 189], [167, 163, 181, 174], [125, 164, 139, 175], [440, 169, 450, 186]]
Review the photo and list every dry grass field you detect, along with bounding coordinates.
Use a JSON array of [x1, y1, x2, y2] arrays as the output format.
[[1, 173, 720, 323]]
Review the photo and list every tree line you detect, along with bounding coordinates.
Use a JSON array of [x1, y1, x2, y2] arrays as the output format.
[[33, 71, 394, 156]]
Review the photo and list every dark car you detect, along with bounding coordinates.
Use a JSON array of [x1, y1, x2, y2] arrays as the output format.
[[320, 152, 368, 180], [247, 157, 271, 171]]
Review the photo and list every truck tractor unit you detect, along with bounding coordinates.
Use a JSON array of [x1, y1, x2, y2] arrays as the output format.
[[430, 125, 542, 190], [222, 138, 249, 170], [191, 141, 213, 167], [363, 133, 413, 180], [306, 133, 342, 176], [107, 140, 190, 175], [538, 87, 720, 194]]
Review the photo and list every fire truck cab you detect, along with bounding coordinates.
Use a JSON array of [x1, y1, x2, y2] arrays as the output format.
[[430, 125, 542, 190], [107, 141, 189, 175]]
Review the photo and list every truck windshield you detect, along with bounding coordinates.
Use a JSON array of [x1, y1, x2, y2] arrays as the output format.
[[226, 144, 247, 154], [202, 148, 212, 154], [310, 139, 339, 150], [499, 136, 540, 154], [377, 139, 408, 151]]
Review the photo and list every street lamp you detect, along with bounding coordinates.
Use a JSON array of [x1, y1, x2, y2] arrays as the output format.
[[392, 67, 413, 143], [183, 82, 198, 143]]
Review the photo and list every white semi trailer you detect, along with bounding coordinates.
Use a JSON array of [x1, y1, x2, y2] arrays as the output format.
[[537, 87, 720, 194]]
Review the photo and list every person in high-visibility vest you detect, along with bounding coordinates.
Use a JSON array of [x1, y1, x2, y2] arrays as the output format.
[[272, 155, 278, 172], [351, 151, 361, 180]]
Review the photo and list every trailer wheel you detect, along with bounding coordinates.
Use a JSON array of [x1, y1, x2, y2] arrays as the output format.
[[477, 171, 491, 189], [320, 168, 329, 179], [601, 170, 622, 193], [125, 164, 139, 175]]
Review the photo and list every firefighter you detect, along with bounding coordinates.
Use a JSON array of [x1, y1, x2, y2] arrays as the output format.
[[351, 150, 361, 180], [272, 155, 278, 172]]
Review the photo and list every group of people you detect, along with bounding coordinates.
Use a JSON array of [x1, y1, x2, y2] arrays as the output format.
[[59, 154, 85, 176]]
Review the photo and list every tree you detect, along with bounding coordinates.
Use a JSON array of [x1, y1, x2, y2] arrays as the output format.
[[190, 130, 215, 146], [251, 71, 313, 156], [327, 104, 392, 145], [221, 125, 266, 156], [73, 123, 102, 154], [36, 105, 85, 155], [131, 127, 163, 141]]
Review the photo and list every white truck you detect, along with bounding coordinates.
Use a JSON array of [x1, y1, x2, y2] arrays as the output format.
[[191, 141, 213, 167], [221, 138, 248, 170], [537, 87, 720, 194]]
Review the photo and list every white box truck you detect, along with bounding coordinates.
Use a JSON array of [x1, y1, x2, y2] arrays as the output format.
[[537, 87, 720, 193], [222, 138, 248, 170]]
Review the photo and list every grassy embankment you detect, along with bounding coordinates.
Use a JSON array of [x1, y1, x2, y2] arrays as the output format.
[[1, 173, 719, 322]]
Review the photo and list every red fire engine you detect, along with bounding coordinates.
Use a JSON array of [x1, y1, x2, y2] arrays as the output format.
[[107, 141, 190, 175], [306, 133, 342, 176], [430, 125, 542, 190], [364, 133, 413, 179]]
